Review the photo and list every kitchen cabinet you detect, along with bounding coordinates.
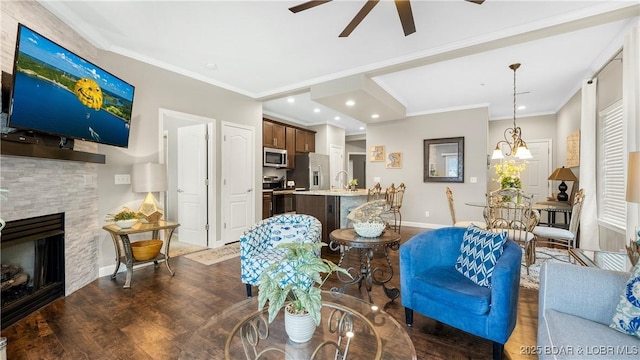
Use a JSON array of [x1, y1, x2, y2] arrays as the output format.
[[295, 129, 315, 153], [285, 126, 295, 169], [263, 120, 285, 149], [295, 194, 340, 244], [262, 191, 273, 219]]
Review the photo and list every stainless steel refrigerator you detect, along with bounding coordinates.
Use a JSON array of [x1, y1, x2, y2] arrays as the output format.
[[287, 153, 330, 190]]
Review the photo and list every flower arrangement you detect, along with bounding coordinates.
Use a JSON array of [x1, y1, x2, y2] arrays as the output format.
[[494, 160, 527, 189], [348, 178, 358, 187]]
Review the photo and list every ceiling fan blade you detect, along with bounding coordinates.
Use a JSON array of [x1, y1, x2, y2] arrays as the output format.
[[339, 0, 380, 37], [394, 0, 416, 36], [289, 0, 332, 14], [465, 0, 485, 4]]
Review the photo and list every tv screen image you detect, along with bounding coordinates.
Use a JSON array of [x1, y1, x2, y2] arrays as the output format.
[[9, 24, 135, 148]]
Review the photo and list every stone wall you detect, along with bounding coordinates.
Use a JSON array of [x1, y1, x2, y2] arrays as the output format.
[[1, 0, 101, 295]]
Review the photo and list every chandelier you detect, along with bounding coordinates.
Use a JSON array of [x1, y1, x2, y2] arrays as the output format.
[[491, 63, 532, 160]]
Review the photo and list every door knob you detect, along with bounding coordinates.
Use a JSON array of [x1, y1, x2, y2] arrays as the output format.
[[247, 188, 253, 193], [177, 189, 184, 193]]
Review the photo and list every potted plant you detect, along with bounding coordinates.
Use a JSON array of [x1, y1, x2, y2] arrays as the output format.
[[348, 178, 358, 191], [257, 241, 350, 343], [107, 208, 141, 228]]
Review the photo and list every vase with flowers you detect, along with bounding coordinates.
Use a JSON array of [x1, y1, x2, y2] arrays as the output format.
[[494, 160, 527, 202], [348, 178, 358, 191], [494, 160, 527, 190]]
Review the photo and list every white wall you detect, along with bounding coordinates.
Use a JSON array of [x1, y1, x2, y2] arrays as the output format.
[[311, 123, 345, 156], [554, 49, 627, 250], [95, 50, 263, 268], [366, 107, 489, 227]]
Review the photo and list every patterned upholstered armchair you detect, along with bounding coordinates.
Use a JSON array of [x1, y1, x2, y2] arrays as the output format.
[[240, 214, 321, 297], [400, 226, 522, 360]]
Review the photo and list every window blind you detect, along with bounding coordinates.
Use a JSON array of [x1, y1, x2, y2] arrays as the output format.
[[598, 100, 625, 231]]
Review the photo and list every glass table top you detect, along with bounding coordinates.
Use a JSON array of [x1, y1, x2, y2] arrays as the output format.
[[569, 248, 630, 272], [179, 290, 416, 360]]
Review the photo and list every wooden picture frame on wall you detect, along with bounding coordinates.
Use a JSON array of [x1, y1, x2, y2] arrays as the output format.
[[566, 130, 580, 167], [370, 145, 385, 162], [386, 152, 402, 169]]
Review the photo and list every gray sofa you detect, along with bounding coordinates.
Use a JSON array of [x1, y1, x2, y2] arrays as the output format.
[[538, 262, 640, 359]]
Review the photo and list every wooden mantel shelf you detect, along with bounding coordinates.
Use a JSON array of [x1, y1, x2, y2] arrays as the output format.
[[0, 140, 106, 164]]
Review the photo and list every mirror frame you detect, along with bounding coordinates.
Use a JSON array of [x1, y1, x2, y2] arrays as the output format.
[[423, 137, 464, 183]]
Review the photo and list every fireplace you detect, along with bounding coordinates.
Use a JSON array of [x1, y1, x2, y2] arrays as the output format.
[[1, 213, 65, 329]]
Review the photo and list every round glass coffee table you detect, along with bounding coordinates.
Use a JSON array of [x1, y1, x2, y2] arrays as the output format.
[[329, 228, 401, 303], [179, 291, 416, 360]]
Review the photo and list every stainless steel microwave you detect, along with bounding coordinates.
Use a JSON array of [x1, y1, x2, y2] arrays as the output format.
[[263, 147, 288, 168]]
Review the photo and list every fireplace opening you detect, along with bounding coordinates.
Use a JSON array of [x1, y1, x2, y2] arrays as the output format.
[[1, 213, 65, 330]]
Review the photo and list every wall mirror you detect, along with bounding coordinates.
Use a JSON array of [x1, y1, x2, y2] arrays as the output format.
[[424, 137, 464, 183]]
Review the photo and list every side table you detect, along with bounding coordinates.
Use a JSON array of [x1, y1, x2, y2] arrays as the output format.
[[328, 228, 401, 303], [568, 248, 629, 271], [533, 201, 572, 229], [103, 220, 180, 288]]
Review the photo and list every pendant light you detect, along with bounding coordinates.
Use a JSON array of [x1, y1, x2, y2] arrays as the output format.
[[491, 63, 532, 160]]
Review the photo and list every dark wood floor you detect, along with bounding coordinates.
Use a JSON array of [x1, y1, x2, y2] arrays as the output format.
[[1, 226, 538, 359]]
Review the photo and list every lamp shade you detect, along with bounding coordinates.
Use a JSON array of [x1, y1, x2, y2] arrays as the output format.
[[132, 163, 167, 193], [548, 166, 578, 181], [627, 152, 640, 203]]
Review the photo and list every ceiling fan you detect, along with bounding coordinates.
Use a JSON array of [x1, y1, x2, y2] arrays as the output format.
[[289, 0, 485, 37]]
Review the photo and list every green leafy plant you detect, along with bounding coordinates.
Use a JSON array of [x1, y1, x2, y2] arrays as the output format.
[[257, 242, 350, 326], [348, 178, 358, 186], [108, 208, 140, 221]]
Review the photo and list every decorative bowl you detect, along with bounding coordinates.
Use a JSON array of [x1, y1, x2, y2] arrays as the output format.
[[115, 219, 138, 229], [353, 221, 385, 238], [131, 240, 163, 261]]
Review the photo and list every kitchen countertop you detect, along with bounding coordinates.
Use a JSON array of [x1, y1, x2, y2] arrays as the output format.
[[295, 189, 368, 197]]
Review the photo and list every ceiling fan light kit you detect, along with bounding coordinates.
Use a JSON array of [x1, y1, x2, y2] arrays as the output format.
[[289, 0, 484, 37]]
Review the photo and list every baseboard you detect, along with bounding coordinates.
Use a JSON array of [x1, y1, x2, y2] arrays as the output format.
[[98, 262, 155, 278], [401, 221, 447, 229]]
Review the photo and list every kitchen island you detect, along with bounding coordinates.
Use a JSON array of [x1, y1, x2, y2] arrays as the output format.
[[295, 189, 368, 243]]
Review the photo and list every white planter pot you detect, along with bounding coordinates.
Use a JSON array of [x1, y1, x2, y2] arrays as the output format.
[[284, 308, 316, 343]]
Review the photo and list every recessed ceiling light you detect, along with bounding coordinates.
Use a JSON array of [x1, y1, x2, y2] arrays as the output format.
[[287, 97, 295, 103], [206, 63, 217, 70], [334, 116, 341, 121], [313, 108, 320, 113], [359, 126, 365, 130], [518, 105, 526, 110], [345, 100, 355, 106], [371, 114, 379, 119]]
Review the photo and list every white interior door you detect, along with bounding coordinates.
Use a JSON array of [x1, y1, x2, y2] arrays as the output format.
[[330, 144, 344, 189], [520, 140, 552, 203], [222, 122, 254, 244], [177, 124, 208, 247]]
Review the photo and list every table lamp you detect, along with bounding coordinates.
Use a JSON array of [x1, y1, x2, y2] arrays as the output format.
[[626, 152, 640, 266], [548, 166, 578, 201], [132, 163, 167, 223]]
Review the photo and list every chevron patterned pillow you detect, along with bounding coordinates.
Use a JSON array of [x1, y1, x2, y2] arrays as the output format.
[[455, 224, 507, 287]]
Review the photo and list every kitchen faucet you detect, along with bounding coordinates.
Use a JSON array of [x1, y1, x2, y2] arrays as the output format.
[[335, 170, 349, 190]]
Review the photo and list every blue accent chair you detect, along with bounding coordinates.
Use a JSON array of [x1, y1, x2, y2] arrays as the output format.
[[240, 214, 321, 297], [400, 227, 522, 360]]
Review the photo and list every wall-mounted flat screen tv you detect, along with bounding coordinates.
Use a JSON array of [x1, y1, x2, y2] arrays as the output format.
[[8, 24, 135, 148]]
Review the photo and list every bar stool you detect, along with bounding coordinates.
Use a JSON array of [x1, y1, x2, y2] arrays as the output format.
[[385, 183, 405, 233]]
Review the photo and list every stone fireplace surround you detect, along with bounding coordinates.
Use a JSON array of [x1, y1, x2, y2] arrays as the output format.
[[0, 153, 101, 296]]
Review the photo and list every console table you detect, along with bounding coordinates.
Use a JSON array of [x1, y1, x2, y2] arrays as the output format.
[[103, 220, 179, 288], [329, 228, 401, 303]]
